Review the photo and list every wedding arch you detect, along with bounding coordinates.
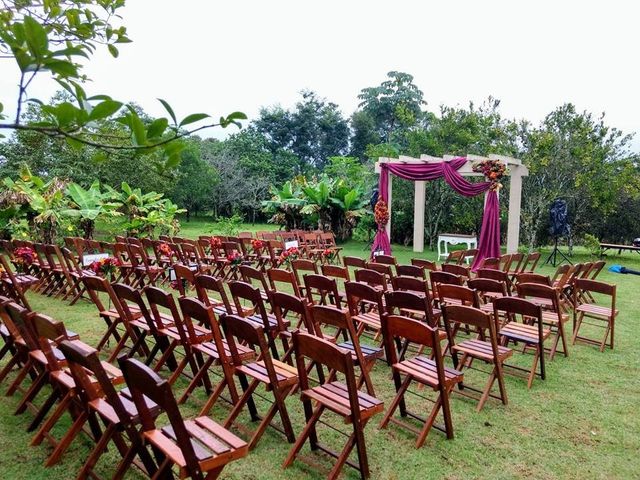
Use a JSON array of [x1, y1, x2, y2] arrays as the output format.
[[372, 154, 528, 270]]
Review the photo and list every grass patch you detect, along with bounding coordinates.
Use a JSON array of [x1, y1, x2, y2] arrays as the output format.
[[1, 227, 639, 479]]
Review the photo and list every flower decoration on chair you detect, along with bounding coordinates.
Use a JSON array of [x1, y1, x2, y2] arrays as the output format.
[[227, 251, 244, 267], [159, 242, 172, 257], [13, 247, 35, 273], [90, 257, 121, 279], [209, 237, 222, 250], [251, 239, 264, 253], [472, 160, 507, 191], [278, 247, 300, 268], [374, 199, 389, 229], [321, 248, 336, 263]]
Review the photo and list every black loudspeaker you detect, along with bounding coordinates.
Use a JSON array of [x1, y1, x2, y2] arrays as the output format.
[[545, 198, 572, 266], [370, 189, 379, 209], [549, 199, 570, 237]]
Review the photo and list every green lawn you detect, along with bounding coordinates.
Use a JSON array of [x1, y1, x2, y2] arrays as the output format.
[[1, 226, 639, 479]]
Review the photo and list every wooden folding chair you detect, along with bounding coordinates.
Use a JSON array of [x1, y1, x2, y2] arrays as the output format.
[[520, 252, 541, 274], [494, 297, 550, 388], [441, 263, 471, 282], [219, 313, 297, 449], [311, 305, 382, 396], [514, 272, 551, 286], [411, 258, 438, 272], [468, 278, 509, 315], [344, 256, 366, 270], [379, 314, 462, 446], [304, 274, 343, 308], [373, 254, 397, 266], [58, 339, 160, 479], [572, 279, 618, 351], [345, 279, 385, 342], [119, 357, 248, 480], [321, 264, 350, 299], [128, 243, 164, 288], [194, 274, 235, 316], [429, 270, 463, 304], [177, 297, 253, 414], [239, 264, 271, 306], [396, 264, 426, 279], [283, 331, 383, 479], [444, 249, 465, 265], [228, 281, 289, 360], [365, 261, 395, 283], [385, 285, 440, 328], [292, 258, 318, 297], [479, 256, 500, 270], [442, 304, 512, 411], [267, 267, 303, 299], [477, 267, 513, 294], [517, 282, 569, 360], [0, 254, 38, 310]]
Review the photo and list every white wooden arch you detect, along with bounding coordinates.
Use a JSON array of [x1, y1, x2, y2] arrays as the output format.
[[374, 154, 529, 254]]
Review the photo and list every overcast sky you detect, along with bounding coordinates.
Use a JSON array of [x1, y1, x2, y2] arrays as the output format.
[[2, 0, 639, 150]]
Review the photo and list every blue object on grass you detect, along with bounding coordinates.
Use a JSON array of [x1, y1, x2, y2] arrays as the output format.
[[608, 265, 623, 273]]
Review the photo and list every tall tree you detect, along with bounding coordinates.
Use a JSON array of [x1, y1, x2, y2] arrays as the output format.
[[253, 90, 349, 171]]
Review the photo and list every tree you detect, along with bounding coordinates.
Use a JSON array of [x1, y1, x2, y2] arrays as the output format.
[[253, 90, 349, 171], [169, 138, 218, 221], [355, 71, 426, 145], [0, 0, 245, 170], [519, 104, 638, 248]]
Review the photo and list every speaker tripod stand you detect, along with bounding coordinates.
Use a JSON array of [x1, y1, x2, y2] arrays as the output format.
[[544, 236, 572, 267]]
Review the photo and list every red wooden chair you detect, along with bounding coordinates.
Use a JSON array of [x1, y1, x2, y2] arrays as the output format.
[[385, 285, 439, 328], [303, 274, 343, 308], [365, 261, 395, 283], [517, 282, 569, 360], [345, 280, 385, 341], [283, 331, 384, 479], [442, 304, 512, 411], [119, 357, 248, 480], [312, 304, 382, 396], [292, 258, 318, 297], [321, 263, 350, 300], [520, 252, 541, 274], [239, 264, 271, 306], [444, 249, 465, 265], [396, 264, 426, 279], [441, 263, 471, 282], [0, 254, 38, 310], [220, 313, 297, 449], [467, 277, 509, 315], [343, 256, 366, 270], [267, 267, 303, 299], [572, 279, 618, 351], [177, 297, 253, 415], [58, 339, 160, 479], [493, 297, 550, 389], [379, 313, 462, 446], [373, 254, 397, 266], [411, 258, 438, 272], [479, 256, 500, 270], [194, 274, 235, 316]]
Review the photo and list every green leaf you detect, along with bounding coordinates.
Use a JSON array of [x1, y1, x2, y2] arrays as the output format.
[[107, 44, 119, 58], [179, 113, 210, 127], [147, 118, 169, 139], [89, 100, 122, 121], [66, 137, 84, 150], [45, 59, 78, 77], [126, 111, 147, 145], [158, 98, 177, 125], [55, 102, 78, 126], [165, 154, 181, 169], [23, 16, 48, 58]]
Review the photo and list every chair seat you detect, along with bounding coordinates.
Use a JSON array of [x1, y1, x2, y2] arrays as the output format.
[[302, 381, 384, 422], [576, 303, 618, 318], [89, 389, 159, 424], [527, 296, 554, 308], [540, 310, 569, 325], [162, 324, 212, 343], [453, 339, 513, 361], [393, 355, 463, 389], [352, 311, 381, 330], [336, 341, 384, 363], [244, 313, 290, 332], [500, 323, 551, 344], [194, 339, 254, 362], [237, 359, 298, 389], [146, 417, 247, 473]]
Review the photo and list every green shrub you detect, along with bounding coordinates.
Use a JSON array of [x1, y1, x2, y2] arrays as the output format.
[[583, 233, 601, 257]]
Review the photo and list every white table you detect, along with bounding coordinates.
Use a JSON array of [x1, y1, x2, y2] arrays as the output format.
[[437, 233, 477, 262]]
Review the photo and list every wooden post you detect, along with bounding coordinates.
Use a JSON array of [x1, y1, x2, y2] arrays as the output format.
[[507, 167, 523, 253], [413, 181, 425, 252]]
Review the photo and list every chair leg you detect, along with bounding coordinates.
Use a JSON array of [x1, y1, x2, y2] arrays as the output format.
[[328, 432, 359, 480], [44, 411, 88, 467], [379, 375, 412, 429], [416, 395, 442, 448], [283, 403, 324, 469], [527, 348, 540, 389]]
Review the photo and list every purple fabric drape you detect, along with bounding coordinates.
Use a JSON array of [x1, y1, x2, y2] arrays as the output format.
[[371, 157, 501, 270]]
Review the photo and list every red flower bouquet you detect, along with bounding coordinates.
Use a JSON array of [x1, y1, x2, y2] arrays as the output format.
[[278, 247, 300, 268], [472, 159, 507, 191], [13, 247, 35, 273], [90, 257, 121, 278]]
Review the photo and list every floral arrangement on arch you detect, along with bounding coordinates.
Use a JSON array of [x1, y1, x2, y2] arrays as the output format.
[[374, 199, 389, 229], [278, 247, 300, 268], [472, 159, 507, 191], [13, 247, 35, 273], [90, 257, 121, 278]]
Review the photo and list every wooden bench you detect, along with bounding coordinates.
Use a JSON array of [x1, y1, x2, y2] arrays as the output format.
[[599, 243, 640, 256]]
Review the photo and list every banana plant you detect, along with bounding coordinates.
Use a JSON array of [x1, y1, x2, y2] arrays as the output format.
[[61, 181, 122, 238], [262, 179, 306, 229]]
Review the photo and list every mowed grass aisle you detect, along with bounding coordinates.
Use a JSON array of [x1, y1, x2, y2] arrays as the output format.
[[0, 230, 639, 479]]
